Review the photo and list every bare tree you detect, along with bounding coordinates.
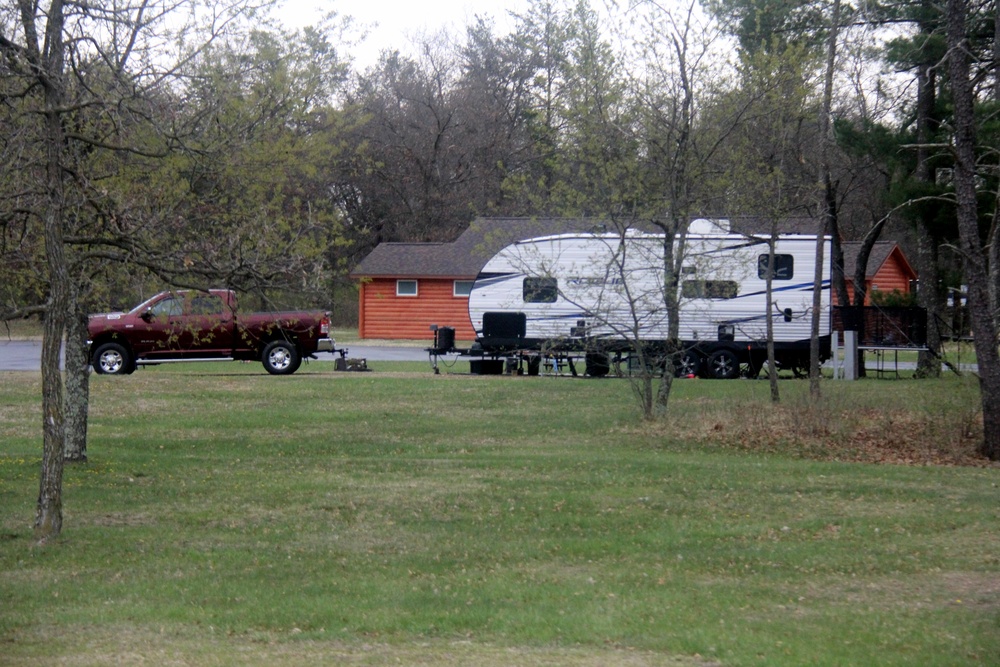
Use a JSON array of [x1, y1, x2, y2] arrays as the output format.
[[0, 0, 346, 542], [714, 40, 823, 396], [338, 38, 509, 254], [809, 0, 841, 399], [2, 0, 74, 542]]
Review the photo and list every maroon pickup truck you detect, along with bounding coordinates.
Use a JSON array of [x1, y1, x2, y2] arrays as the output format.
[[88, 289, 335, 375]]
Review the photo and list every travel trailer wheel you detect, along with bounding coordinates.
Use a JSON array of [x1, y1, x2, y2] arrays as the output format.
[[585, 352, 610, 377], [707, 349, 739, 379], [676, 351, 701, 377]]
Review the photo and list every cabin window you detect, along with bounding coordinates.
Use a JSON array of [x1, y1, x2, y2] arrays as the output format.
[[758, 254, 794, 280], [682, 280, 739, 299], [523, 277, 558, 303], [396, 279, 418, 297], [453, 280, 474, 297]]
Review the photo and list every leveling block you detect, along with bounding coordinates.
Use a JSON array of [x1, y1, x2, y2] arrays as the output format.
[[333, 348, 370, 372]]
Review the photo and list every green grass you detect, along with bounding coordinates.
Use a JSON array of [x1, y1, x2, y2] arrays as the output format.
[[1, 366, 998, 666], [860, 341, 978, 368], [0, 318, 43, 340]]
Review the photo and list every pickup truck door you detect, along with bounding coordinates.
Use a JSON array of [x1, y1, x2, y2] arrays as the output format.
[[138, 293, 185, 357], [139, 292, 235, 358], [185, 293, 235, 356]]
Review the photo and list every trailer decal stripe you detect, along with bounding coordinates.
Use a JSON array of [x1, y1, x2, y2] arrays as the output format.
[[736, 280, 831, 299], [685, 238, 769, 257], [472, 272, 520, 289]]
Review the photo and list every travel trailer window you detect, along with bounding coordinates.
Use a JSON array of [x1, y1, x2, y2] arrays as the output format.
[[757, 254, 794, 280], [682, 280, 739, 299], [523, 277, 558, 303]]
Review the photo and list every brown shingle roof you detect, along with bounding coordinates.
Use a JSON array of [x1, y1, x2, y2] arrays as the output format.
[[350, 217, 603, 278], [840, 242, 916, 280], [349, 242, 455, 278]]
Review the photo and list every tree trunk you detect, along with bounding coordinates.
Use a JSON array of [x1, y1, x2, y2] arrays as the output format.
[[913, 10, 944, 378], [34, 0, 71, 544], [655, 226, 683, 416], [852, 215, 889, 378], [36, 203, 69, 542], [766, 233, 779, 402], [810, 0, 840, 399], [35, 295, 67, 543], [945, 0, 1000, 460], [810, 197, 830, 399], [655, 359, 675, 417], [914, 229, 945, 377], [990, 0, 1000, 332], [63, 294, 90, 463], [995, 0, 1000, 102], [990, 202, 1000, 333], [829, 202, 850, 309], [852, 216, 887, 307]]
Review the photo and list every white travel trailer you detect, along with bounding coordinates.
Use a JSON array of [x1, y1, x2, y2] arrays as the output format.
[[466, 225, 831, 378]]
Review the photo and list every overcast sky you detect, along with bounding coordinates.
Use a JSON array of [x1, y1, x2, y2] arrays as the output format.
[[283, 0, 532, 67]]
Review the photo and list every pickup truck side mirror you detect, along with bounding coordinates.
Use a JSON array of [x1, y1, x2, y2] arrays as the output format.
[[140, 310, 154, 323]]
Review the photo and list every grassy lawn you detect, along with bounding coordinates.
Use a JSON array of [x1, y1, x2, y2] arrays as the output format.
[[0, 319, 44, 340], [1, 364, 997, 666]]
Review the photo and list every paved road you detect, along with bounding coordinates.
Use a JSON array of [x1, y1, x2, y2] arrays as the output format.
[[0, 340, 56, 371], [0, 340, 432, 371]]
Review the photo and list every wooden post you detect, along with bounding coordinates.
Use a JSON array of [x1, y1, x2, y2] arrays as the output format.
[[842, 330, 858, 381]]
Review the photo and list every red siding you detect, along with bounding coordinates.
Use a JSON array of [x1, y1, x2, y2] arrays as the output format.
[[358, 278, 476, 340], [869, 262, 912, 296], [836, 248, 916, 306]]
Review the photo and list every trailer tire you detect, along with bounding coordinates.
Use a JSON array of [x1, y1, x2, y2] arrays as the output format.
[[262, 340, 301, 375], [707, 349, 739, 379], [526, 355, 541, 376], [676, 351, 701, 377], [790, 359, 809, 378], [585, 352, 610, 377]]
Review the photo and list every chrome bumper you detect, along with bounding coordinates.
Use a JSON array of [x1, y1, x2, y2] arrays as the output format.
[[316, 338, 335, 353]]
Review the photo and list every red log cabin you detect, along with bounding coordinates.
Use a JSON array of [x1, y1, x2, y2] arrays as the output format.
[[838, 241, 918, 305]]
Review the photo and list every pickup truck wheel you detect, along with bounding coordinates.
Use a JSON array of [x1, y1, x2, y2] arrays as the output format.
[[93, 342, 134, 375], [262, 340, 301, 375]]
